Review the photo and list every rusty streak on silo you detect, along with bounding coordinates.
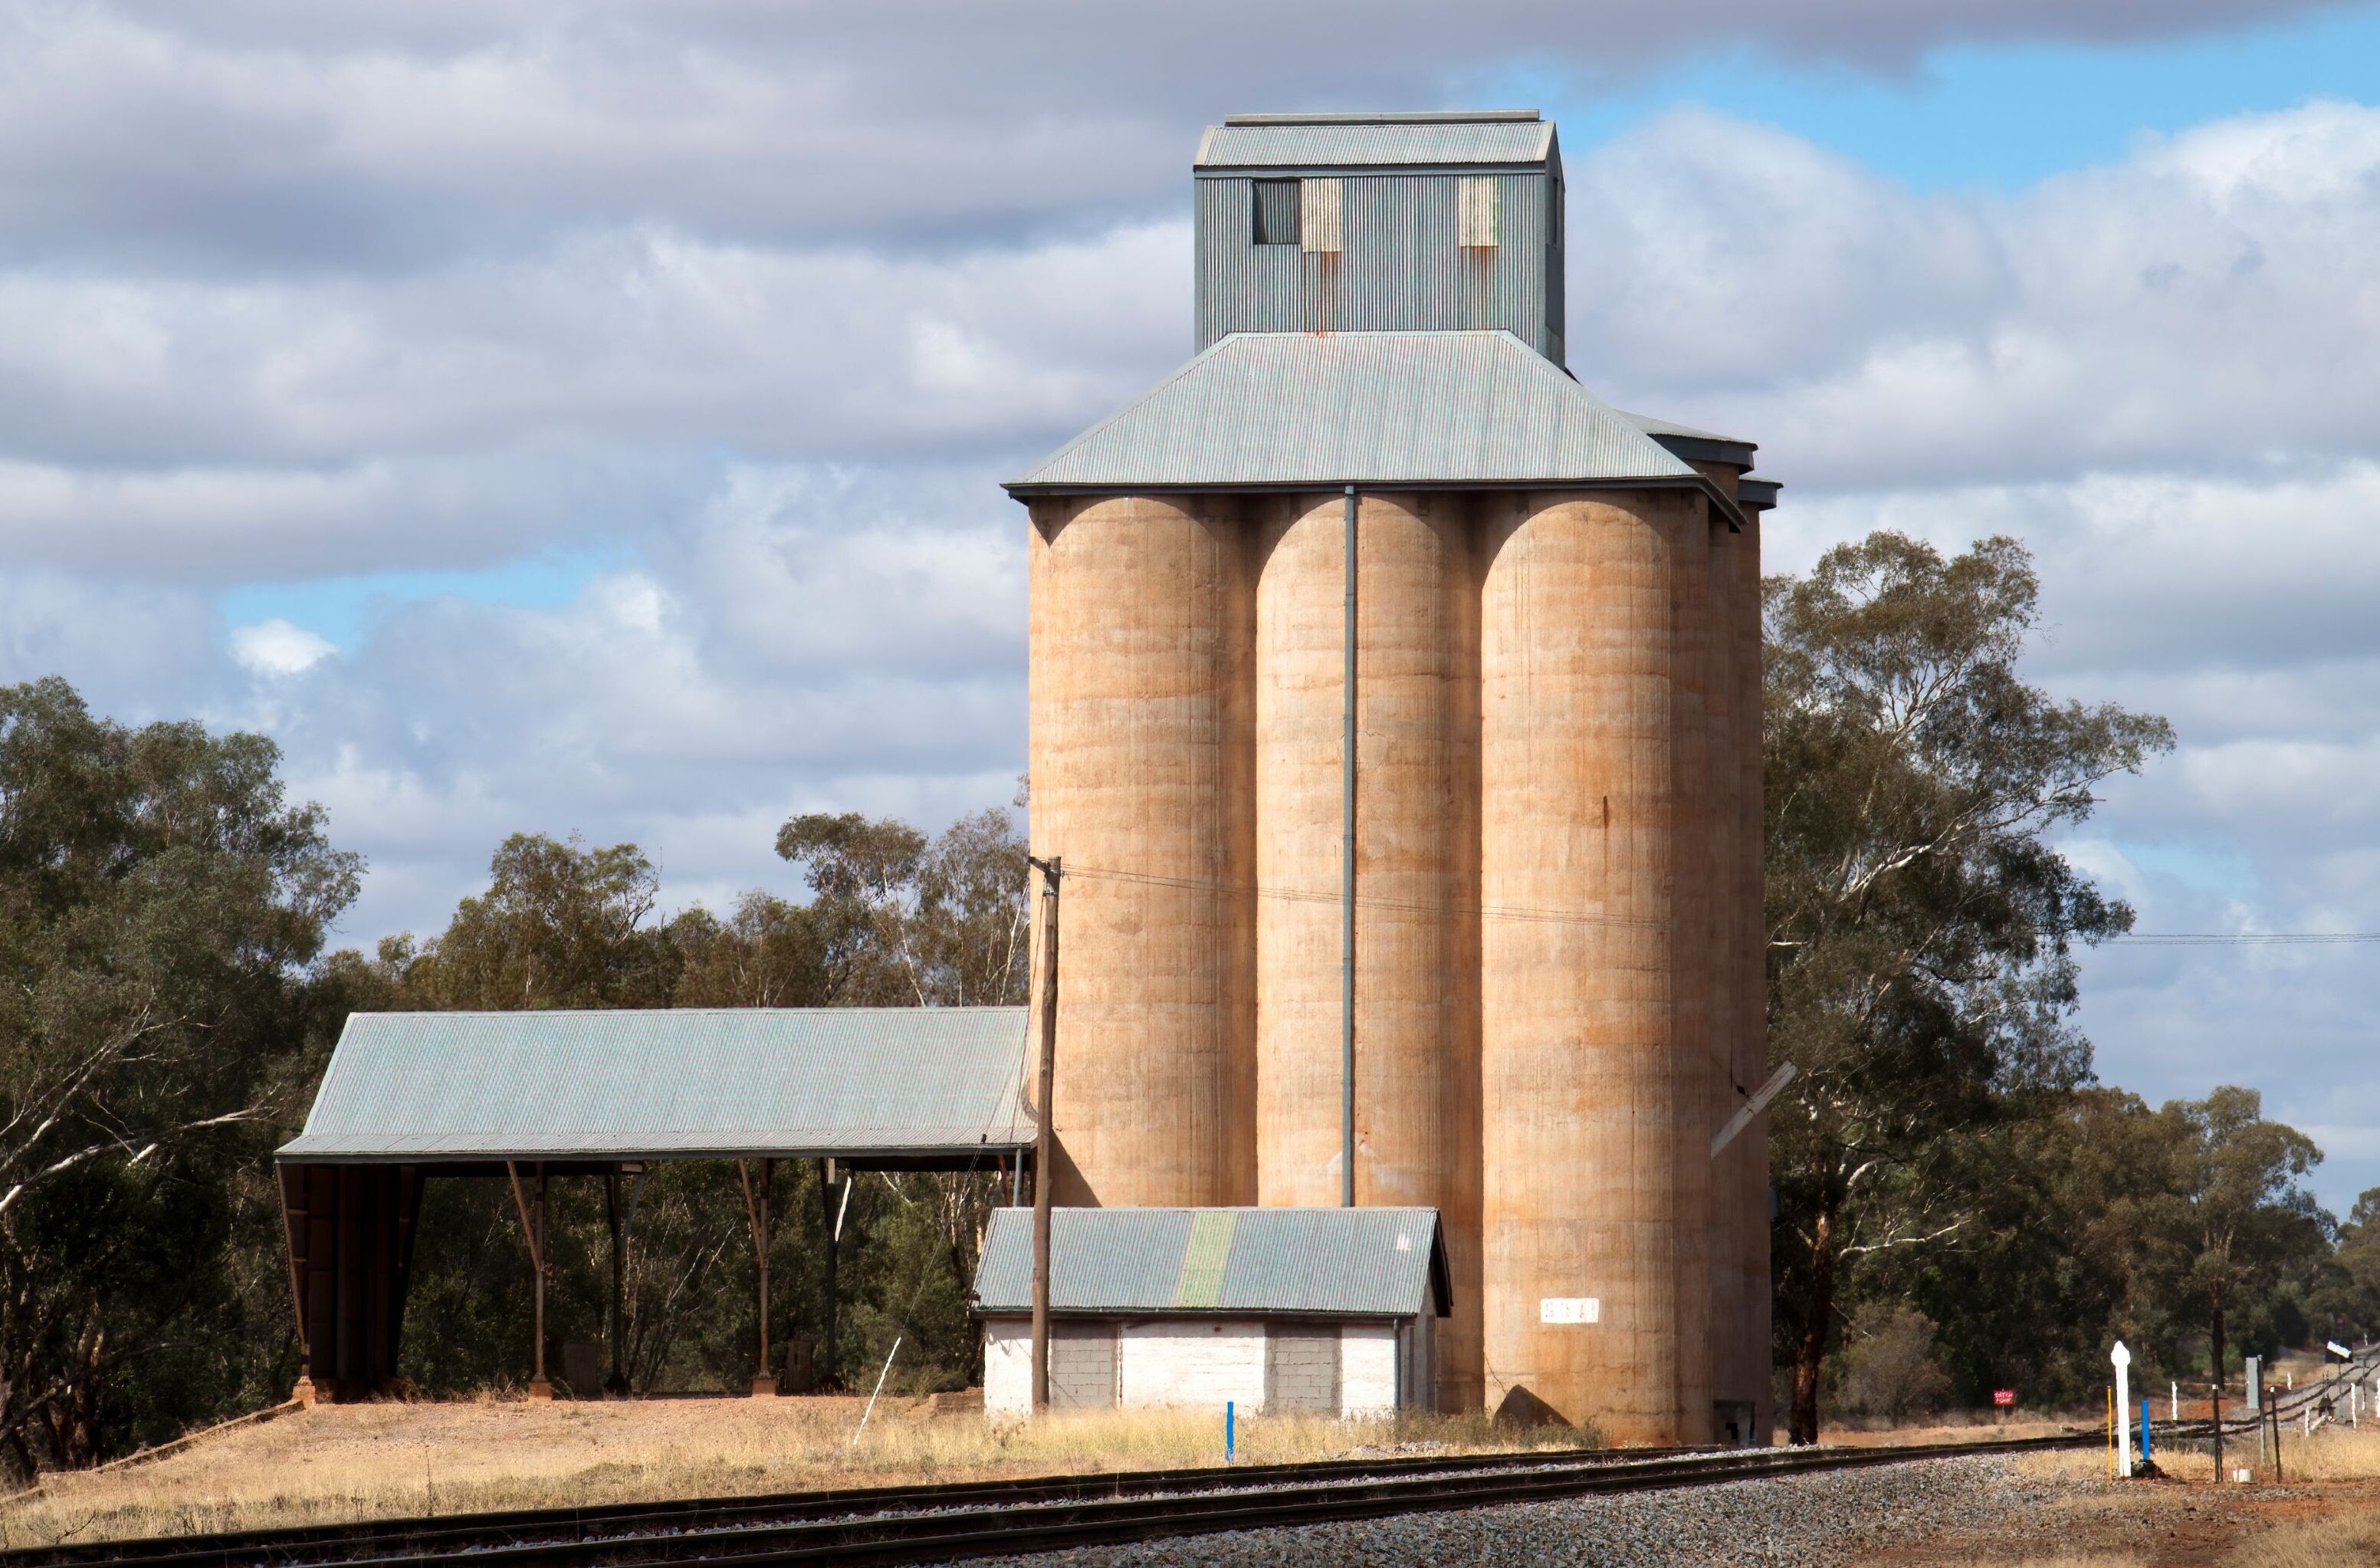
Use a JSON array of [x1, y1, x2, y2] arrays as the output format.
[[1006, 110, 1780, 1435]]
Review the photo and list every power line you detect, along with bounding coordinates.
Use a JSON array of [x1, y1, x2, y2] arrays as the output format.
[[1063, 863, 1665, 932], [2102, 932, 2380, 946], [1064, 863, 2380, 947]]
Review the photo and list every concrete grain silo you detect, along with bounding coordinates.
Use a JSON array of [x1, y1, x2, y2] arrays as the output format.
[[1009, 110, 1780, 1441]]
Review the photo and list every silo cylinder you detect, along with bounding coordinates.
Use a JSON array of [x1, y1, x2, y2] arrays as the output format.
[[1026, 494, 1257, 1208], [1725, 511, 1771, 1441], [1477, 486, 1711, 1442], [1251, 490, 1482, 1412]]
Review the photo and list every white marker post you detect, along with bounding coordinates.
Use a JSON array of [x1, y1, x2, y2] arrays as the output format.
[[2112, 1341, 2133, 1479]]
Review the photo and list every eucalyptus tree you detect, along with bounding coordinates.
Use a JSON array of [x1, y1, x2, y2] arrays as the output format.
[[0, 678, 358, 1471], [1762, 533, 2172, 1443]]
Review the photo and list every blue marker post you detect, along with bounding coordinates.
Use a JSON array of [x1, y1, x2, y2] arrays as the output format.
[[2140, 1400, 2152, 1466], [1226, 1401, 1236, 1464]]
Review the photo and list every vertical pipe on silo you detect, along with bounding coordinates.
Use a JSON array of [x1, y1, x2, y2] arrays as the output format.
[[1254, 489, 1482, 1412], [1478, 487, 1696, 1442], [1026, 493, 1257, 1208]]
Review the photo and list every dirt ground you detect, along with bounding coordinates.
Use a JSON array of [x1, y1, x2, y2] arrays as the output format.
[[1850, 1434, 2380, 1567], [11, 1396, 2376, 1559], [0, 1392, 1594, 1547]]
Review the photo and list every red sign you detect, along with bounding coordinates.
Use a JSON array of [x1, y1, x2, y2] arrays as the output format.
[[1993, 1389, 2016, 1408]]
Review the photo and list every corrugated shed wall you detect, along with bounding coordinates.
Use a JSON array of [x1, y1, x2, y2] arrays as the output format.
[[1197, 173, 1563, 361]]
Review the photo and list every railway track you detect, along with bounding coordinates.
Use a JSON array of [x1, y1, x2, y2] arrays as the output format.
[[8, 1431, 2094, 1568]]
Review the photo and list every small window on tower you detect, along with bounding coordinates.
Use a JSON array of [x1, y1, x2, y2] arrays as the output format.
[[1253, 179, 1300, 245], [1459, 177, 1500, 248]]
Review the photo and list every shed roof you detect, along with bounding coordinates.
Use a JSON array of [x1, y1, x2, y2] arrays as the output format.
[[973, 1207, 1449, 1319], [278, 1008, 1033, 1165], [1006, 330, 1715, 500], [1197, 112, 1554, 172]]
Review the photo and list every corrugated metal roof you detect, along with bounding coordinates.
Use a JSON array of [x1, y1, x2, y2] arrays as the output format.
[[1739, 477, 1781, 510], [972, 1207, 1448, 1319], [1197, 117, 1554, 171], [1006, 331, 1702, 494], [279, 1008, 1033, 1162]]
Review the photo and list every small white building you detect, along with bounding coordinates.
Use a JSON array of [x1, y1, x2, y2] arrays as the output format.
[[972, 1206, 1449, 1418]]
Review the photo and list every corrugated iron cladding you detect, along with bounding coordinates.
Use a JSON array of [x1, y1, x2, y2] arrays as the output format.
[[1195, 119, 1554, 169], [1197, 173, 1563, 359], [280, 1007, 1034, 1160], [972, 1206, 1446, 1317]]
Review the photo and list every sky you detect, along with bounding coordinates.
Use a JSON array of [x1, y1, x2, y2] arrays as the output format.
[[5, 0, 2379, 1211]]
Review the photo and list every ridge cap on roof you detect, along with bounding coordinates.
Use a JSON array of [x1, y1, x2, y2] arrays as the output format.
[[1220, 110, 1539, 126], [346, 1004, 1029, 1021]]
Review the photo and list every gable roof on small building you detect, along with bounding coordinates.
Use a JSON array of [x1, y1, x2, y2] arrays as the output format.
[[279, 1008, 1033, 1167], [1006, 330, 1728, 514], [1194, 111, 1555, 173], [973, 1206, 1449, 1320]]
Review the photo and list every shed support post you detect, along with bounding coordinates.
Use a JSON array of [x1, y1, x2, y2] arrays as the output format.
[[606, 1168, 627, 1395], [533, 1167, 551, 1398], [278, 1163, 317, 1406], [819, 1158, 840, 1390], [507, 1161, 553, 1399], [740, 1158, 775, 1396]]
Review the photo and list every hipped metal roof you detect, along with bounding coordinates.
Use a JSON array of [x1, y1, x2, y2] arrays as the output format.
[[278, 1008, 1033, 1164], [1196, 112, 1554, 172], [972, 1207, 1450, 1320], [1005, 330, 1715, 499]]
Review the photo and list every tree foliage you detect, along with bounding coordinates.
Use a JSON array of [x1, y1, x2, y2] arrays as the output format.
[[1764, 533, 2175, 1441], [0, 678, 358, 1474]]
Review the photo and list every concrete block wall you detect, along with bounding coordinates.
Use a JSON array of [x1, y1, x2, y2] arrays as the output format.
[[983, 1318, 1416, 1418], [1341, 1321, 1398, 1416], [1120, 1319, 1268, 1410], [984, 1318, 1032, 1416]]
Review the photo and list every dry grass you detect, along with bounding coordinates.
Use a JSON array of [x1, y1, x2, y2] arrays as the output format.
[[2223, 1511, 2380, 1567], [2007, 1418, 2380, 1486], [2003, 1556, 2149, 1568], [0, 1395, 1607, 1548]]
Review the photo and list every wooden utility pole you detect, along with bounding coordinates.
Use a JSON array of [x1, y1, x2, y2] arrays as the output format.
[[1026, 854, 1062, 1411]]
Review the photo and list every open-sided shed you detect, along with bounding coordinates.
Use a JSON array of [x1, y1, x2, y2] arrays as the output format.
[[277, 1007, 1032, 1400]]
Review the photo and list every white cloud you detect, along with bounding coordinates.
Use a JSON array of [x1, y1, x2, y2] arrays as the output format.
[[231, 616, 336, 676], [0, 23, 2376, 1208], [1581, 101, 2380, 490]]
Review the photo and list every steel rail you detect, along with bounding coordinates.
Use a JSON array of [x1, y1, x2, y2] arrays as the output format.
[[12, 1433, 2093, 1568], [3, 1444, 1705, 1568]]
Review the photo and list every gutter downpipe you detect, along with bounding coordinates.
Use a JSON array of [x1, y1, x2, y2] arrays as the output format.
[[1342, 482, 1357, 1209]]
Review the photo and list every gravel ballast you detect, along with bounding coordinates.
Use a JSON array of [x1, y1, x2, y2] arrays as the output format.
[[969, 1455, 2050, 1567]]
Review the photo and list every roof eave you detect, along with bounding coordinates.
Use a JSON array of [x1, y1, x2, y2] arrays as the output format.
[[1004, 473, 1745, 533]]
